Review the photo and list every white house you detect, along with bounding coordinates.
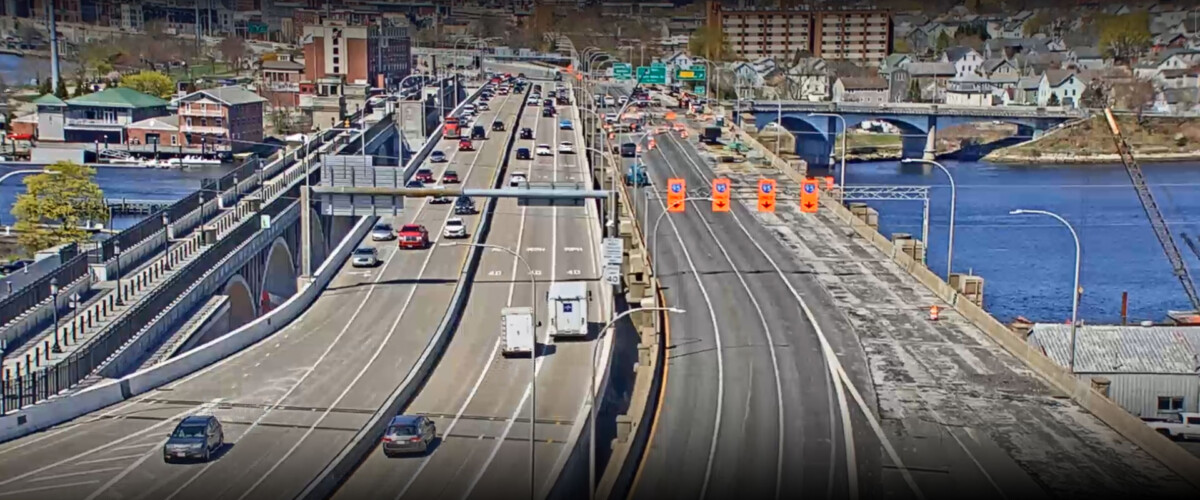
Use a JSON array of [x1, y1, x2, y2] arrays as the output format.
[[832, 76, 889, 104], [663, 51, 694, 72], [979, 58, 1019, 79], [945, 74, 996, 106], [942, 46, 984, 78], [1155, 87, 1200, 114], [1036, 70, 1086, 107], [1135, 52, 1192, 81], [784, 58, 831, 102], [1067, 46, 1108, 70]]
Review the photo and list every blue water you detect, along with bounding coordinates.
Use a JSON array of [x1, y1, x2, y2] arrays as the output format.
[[0, 164, 237, 230], [0, 54, 77, 87], [845, 160, 1200, 324]]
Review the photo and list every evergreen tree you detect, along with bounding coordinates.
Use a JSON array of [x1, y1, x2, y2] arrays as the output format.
[[1047, 93, 1061, 106], [54, 78, 69, 99], [907, 78, 921, 103], [71, 78, 86, 97], [38, 78, 51, 95]]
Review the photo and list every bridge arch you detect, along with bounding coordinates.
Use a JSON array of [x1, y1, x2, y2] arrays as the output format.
[[260, 236, 298, 313], [223, 274, 257, 331]]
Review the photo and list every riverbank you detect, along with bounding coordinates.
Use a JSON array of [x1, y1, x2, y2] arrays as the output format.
[[985, 114, 1200, 164], [839, 122, 1018, 162]]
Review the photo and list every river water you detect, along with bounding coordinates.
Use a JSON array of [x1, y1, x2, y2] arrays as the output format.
[[0, 53, 77, 87], [844, 160, 1200, 324]]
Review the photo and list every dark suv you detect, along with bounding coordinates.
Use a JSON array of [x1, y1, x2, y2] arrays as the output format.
[[492, 120, 505, 131], [516, 147, 531, 160], [454, 196, 477, 215], [519, 127, 534, 139], [164, 415, 224, 463]]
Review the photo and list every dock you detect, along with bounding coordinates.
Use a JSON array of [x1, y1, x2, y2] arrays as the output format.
[[105, 198, 174, 216]]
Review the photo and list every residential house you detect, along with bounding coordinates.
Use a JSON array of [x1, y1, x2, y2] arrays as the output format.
[[1013, 51, 1067, 74], [663, 51, 694, 72], [1066, 46, 1108, 70], [1159, 67, 1200, 89], [57, 88, 169, 144], [175, 86, 267, 153], [905, 28, 931, 56], [1027, 324, 1200, 418], [945, 73, 996, 106], [32, 94, 67, 141], [125, 115, 183, 148], [942, 46, 984, 78], [1154, 32, 1190, 53], [832, 76, 889, 104], [1155, 87, 1200, 113], [1014, 75, 1042, 105], [1037, 69, 1086, 107], [984, 37, 1051, 60], [880, 54, 912, 77], [260, 59, 305, 107], [980, 58, 1020, 79], [1135, 51, 1193, 82], [902, 62, 956, 102], [783, 57, 831, 102], [888, 68, 912, 103]]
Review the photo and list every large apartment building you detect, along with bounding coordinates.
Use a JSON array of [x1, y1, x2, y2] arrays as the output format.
[[706, 1, 892, 66], [302, 20, 412, 89]]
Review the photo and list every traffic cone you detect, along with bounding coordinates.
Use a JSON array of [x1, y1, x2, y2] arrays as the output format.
[[929, 305, 939, 321]]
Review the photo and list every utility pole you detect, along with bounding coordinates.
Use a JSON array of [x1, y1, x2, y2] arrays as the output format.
[[194, 1, 201, 57], [48, 0, 59, 93]]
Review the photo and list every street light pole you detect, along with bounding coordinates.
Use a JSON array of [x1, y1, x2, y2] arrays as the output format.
[[301, 135, 312, 280], [808, 112, 847, 199], [49, 278, 60, 353], [114, 243, 123, 305], [1010, 209, 1082, 372], [441, 241, 537, 500], [588, 306, 685, 500], [650, 196, 714, 275], [902, 158, 957, 280]]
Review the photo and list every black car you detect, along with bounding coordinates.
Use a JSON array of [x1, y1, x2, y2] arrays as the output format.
[[516, 147, 531, 160], [620, 142, 637, 157], [164, 415, 224, 463], [542, 107, 555, 117], [557, 96, 571, 105], [492, 120, 505, 131], [471, 125, 487, 140], [454, 196, 477, 215], [519, 127, 534, 139]]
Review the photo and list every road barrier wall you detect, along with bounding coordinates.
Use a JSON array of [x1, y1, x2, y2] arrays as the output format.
[[0, 215, 374, 443], [295, 81, 522, 500]]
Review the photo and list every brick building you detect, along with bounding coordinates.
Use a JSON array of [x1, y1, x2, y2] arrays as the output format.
[[301, 20, 411, 89], [705, 0, 892, 66]]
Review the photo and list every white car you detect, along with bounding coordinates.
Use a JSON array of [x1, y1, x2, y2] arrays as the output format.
[[618, 95, 628, 105], [536, 144, 553, 156], [510, 172, 528, 186], [370, 223, 395, 241], [462, 104, 476, 114], [443, 218, 468, 239], [478, 102, 490, 111], [558, 142, 575, 154], [351, 247, 380, 267], [527, 97, 539, 105]]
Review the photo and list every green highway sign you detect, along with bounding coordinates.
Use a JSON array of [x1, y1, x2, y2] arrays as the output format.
[[635, 63, 668, 85], [676, 64, 706, 81], [248, 22, 268, 34], [613, 63, 632, 80], [694, 84, 706, 95]]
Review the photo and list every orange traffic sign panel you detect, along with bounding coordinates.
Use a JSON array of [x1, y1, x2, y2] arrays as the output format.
[[712, 178, 731, 212], [665, 111, 677, 121], [667, 178, 686, 213], [757, 179, 777, 212], [825, 176, 835, 189], [800, 178, 820, 213]]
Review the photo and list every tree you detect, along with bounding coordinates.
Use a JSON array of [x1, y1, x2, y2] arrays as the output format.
[[690, 25, 730, 61], [38, 78, 51, 95], [1080, 84, 1107, 108], [54, 78, 68, 98], [907, 77, 922, 102], [1099, 12, 1151, 64], [217, 37, 249, 74], [934, 31, 952, 53], [1111, 78, 1156, 120], [120, 71, 175, 98], [71, 77, 87, 97], [12, 162, 108, 252], [1047, 93, 1060, 106], [470, 17, 507, 40], [1023, 12, 1052, 37]]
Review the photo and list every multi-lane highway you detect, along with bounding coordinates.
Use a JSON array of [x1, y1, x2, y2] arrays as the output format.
[[0, 87, 523, 500], [607, 99, 882, 499], [332, 80, 609, 500]]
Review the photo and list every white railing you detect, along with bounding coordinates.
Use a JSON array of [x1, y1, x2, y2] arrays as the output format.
[[65, 118, 124, 128], [180, 125, 228, 135], [178, 108, 224, 118]]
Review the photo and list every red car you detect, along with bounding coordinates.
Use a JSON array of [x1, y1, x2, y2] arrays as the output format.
[[397, 224, 430, 249], [414, 168, 435, 183], [441, 170, 460, 183], [458, 139, 474, 151]]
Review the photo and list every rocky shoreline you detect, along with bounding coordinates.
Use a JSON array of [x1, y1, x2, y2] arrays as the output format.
[[983, 151, 1200, 164]]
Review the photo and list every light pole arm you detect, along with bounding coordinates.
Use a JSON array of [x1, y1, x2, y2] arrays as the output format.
[[0, 169, 52, 185]]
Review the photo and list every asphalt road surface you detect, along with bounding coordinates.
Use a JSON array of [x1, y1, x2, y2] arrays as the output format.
[[0, 90, 524, 500]]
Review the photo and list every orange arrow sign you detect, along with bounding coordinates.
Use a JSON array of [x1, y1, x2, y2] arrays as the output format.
[[757, 179, 776, 213], [800, 178, 820, 213], [712, 178, 731, 212], [667, 178, 686, 213]]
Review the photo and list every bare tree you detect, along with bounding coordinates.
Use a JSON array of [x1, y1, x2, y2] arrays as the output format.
[[217, 37, 249, 74]]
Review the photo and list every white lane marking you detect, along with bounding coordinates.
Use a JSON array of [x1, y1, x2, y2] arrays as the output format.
[[526, 247, 546, 252], [26, 467, 125, 483], [664, 132, 926, 500], [396, 90, 537, 499], [0, 480, 101, 498], [530, 270, 542, 276], [564, 247, 583, 253], [75, 454, 148, 466], [566, 269, 581, 276], [654, 141, 784, 500], [488, 270, 503, 277]]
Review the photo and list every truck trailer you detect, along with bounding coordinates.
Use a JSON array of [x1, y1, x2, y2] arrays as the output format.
[[501, 306, 535, 357], [546, 281, 590, 338]]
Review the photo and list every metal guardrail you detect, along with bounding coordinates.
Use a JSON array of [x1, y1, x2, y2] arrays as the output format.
[[0, 252, 88, 331], [749, 101, 1086, 119]]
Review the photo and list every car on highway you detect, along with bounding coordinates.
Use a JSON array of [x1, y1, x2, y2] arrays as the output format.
[[397, 224, 430, 249], [519, 127, 534, 139], [621, 143, 637, 157], [618, 95, 629, 105], [557, 95, 571, 105], [163, 415, 224, 463], [429, 150, 447, 163], [477, 101, 490, 111], [498, 86, 510, 95], [414, 168, 435, 183], [462, 104, 476, 115], [441, 170, 460, 183], [381, 415, 436, 457], [542, 98, 554, 107], [536, 144, 552, 156], [492, 120, 505, 131], [454, 196, 477, 214], [428, 185, 452, 204], [542, 107, 555, 117], [458, 139, 474, 151], [604, 95, 615, 106], [558, 141, 575, 154], [509, 172, 528, 186], [371, 222, 396, 241], [443, 217, 468, 239], [527, 96, 540, 105], [516, 147, 531, 160], [559, 119, 573, 130], [405, 179, 424, 189], [471, 125, 487, 140], [351, 247, 380, 267]]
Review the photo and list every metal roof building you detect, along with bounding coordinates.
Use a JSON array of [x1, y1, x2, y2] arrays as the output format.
[[1028, 324, 1200, 418]]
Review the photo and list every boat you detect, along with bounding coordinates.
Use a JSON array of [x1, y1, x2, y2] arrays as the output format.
[[168, 155, 222, 167]]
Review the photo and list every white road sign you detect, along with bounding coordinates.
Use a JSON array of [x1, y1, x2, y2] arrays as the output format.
[[603, 264, 621, 285], [603, 237, 624, 266]]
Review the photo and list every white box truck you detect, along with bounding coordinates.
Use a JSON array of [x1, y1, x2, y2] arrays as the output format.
[[501, 306, 535, 357], [547, 281, 589, 338]]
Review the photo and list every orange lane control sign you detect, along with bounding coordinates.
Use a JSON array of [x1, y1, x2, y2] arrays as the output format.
[[757, 178, 777, 212], [667, 178, 686, 212], [825, 176, 836, 190], [800, 178, 820, 213], [712, 178, 731, 212], [665, 111, 677, 121]]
